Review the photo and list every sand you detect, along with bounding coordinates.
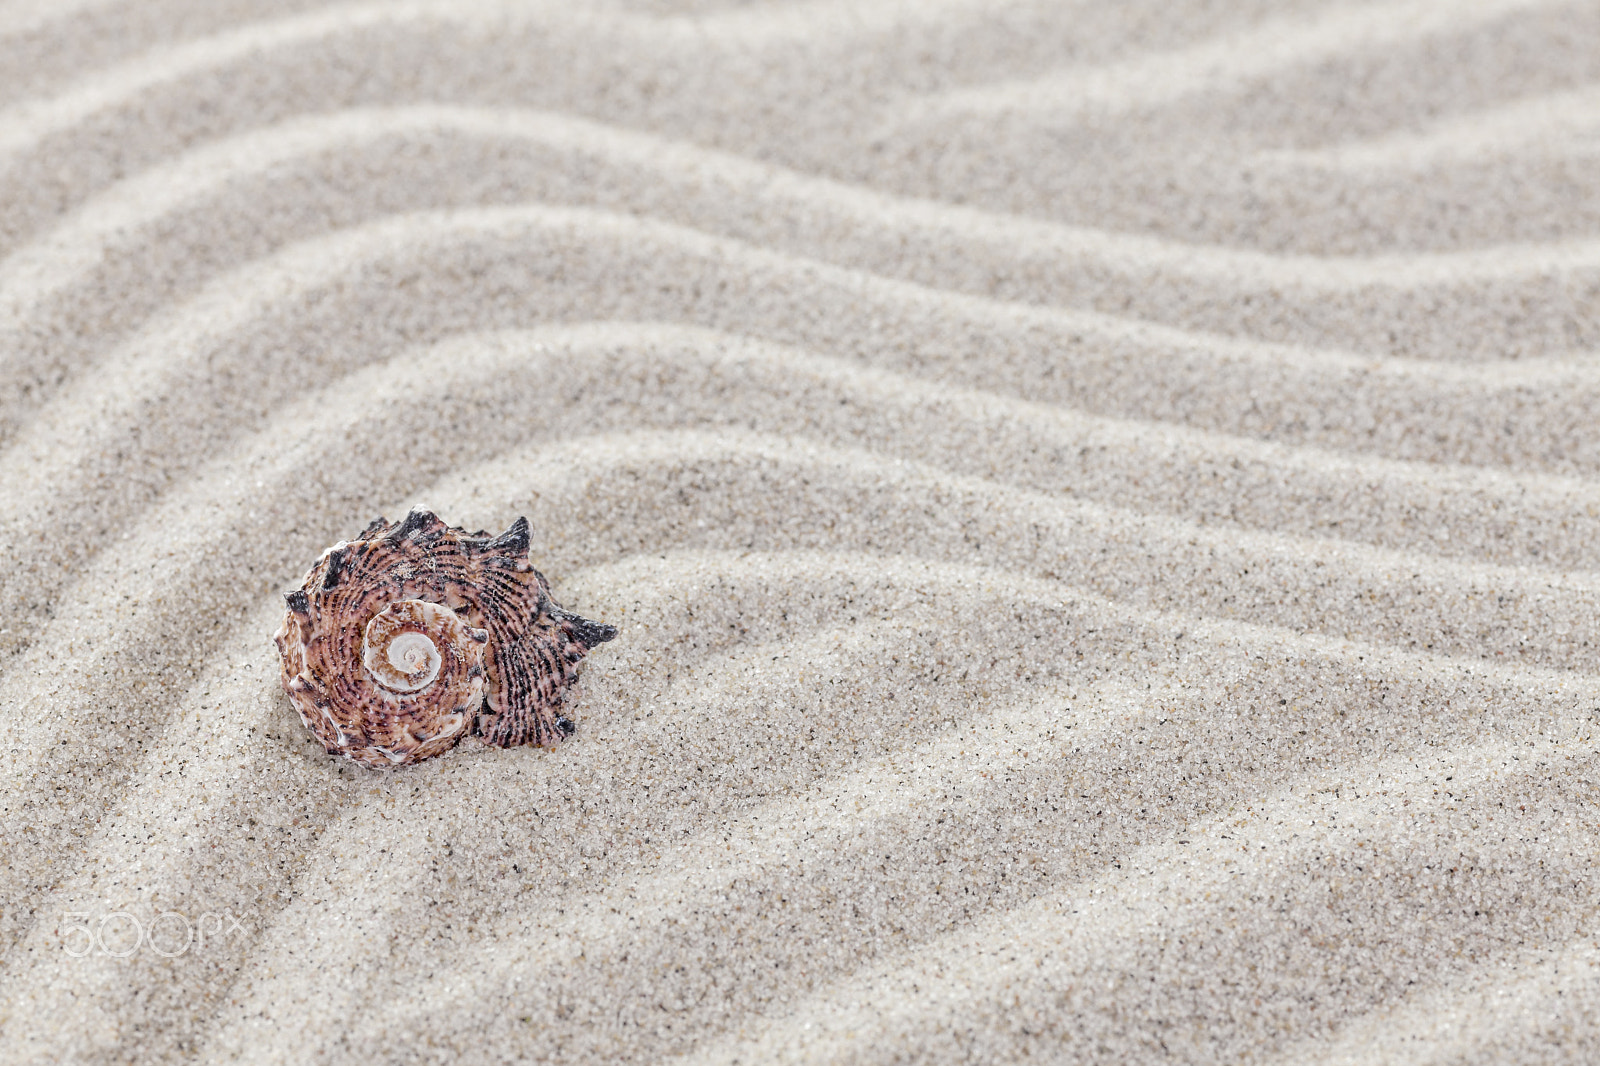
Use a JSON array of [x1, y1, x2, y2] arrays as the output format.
[[0, 1, 1598, 1062]]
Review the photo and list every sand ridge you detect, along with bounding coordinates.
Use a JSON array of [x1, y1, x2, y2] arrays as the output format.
[[0, 2, 1598, 1063]]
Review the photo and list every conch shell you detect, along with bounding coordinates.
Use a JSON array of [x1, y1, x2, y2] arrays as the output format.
[[273, 509, 615, 767]]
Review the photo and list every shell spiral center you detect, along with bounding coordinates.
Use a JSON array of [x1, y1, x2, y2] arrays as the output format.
[[385, 632, 439, 684], [362, 599, 467, 692]]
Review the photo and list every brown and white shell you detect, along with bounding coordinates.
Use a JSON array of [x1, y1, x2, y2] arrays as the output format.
[[273, 509, 615, 767]]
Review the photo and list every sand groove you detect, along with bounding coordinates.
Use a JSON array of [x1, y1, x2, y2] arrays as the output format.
[[899, 0, 1558, 124], [1, 3, 1597, 1064]]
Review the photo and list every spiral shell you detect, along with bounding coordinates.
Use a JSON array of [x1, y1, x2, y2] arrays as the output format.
[[273, 509, 616, 767]]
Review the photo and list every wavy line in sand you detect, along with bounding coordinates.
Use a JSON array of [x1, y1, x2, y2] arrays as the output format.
[[0, 502, 1190, 1049], [196, 669, 1146, 1063], [347, 426, 1600, 673], [1272, 932, 1600, 1064], [0, 0, 123, 39], [2, 129, 1595, 509], [5, 102, 1599, 335], [0, 0, 1031, 162], [6, 615, 1079, 1062], [641, 0, 1008, 45], [1255, 82, 1600, 173], [894, 0, 1558, 125], [622, 790, 1598, 1061], [7, 391, 1592, 847], [13, 319, 1600, 688], [10, 321, 1600, 852], [8, 387, 1600, 994], [0, 0, 457, 158], [189, 551, 1596, 1063], [11, 110, 1600, 465], [5, 4, 1594, 1064], [292, 635, 1596, 1064], [8, 403, 1593, 885], [12, 324, 1600, 784], [3, 186, 1587, 1049], [0, 614, 325, 1066], [677, 728, 1598, 1064], [9, 207, 1600, 647], [6, 422, 1593, 1043], [3, 444, 1587, 1049], [31, 541, 1578, 1064]]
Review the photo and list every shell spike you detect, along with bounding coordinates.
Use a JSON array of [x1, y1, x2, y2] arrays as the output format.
[[488, 516, 530, 557], [321, 547, 346, 589], [389, 507, 439, 542], [549, 604, 617, 648]]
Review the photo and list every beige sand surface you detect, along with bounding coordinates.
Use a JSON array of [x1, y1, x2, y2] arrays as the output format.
[[1, 1, 1599, 1062]]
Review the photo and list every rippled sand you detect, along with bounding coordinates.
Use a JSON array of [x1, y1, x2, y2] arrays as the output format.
[[1, 2, 1599, 1063]]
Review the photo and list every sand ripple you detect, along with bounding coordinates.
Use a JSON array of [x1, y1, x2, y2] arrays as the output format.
[[1, 4, 1598, 1064]]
